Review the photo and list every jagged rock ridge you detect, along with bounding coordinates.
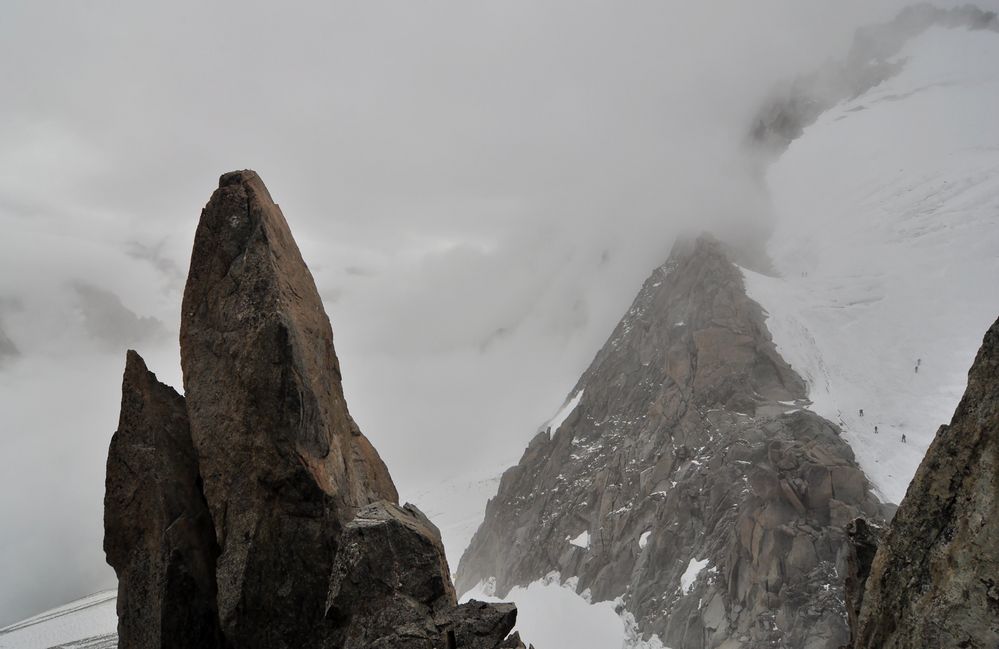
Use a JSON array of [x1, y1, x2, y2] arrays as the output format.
[[457, 235, 888, 649], [846, 315, 999, 648], [105, 170, 526, 649]]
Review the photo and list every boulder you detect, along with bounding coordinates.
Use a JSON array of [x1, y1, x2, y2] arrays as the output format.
[[323, 501, 519, 649]]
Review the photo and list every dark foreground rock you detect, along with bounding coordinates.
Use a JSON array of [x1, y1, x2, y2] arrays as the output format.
[[847, 315, 999, 648], [104, 350, 223, 649], [105, 170, 526, 649], [457, 235, 888, 649]]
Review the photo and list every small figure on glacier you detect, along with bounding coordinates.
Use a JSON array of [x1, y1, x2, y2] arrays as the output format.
[[874, 425, 879, 434], [915, 364, 919, 374], [901, 434, 907, 443], [859, 408, 864, 417]]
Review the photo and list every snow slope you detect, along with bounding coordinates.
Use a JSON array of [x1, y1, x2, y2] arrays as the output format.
[[463, 574, 667, 649], [744, 26, 999, 504], [0, 590, 116, 649]]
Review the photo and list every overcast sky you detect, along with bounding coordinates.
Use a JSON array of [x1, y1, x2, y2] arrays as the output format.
[[1, 0, 982, 626]]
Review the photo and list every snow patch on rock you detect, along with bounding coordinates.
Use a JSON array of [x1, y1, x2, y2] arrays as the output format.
[[680, 558, 710, 593], [569, 530, 591, 549], [545, 390, 584, 439]]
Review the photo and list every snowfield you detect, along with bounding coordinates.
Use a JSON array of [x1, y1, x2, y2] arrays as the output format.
[[744, 26, 999, 504], [0, 590, 116, 649], [463, 573, 668, 649]]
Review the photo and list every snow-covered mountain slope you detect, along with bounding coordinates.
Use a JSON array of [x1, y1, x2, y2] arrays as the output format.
[[0, 591, 116, 649], [462, 573, 665, 649], [743, 25, 999, 505], [456, 235, 888, 649]]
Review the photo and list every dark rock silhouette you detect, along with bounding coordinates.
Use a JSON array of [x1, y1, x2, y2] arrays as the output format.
[[457, 235, 888, 648], [105, 170, 524, 649], [847, 315, 999, 648], [104, 350, 223, 649]]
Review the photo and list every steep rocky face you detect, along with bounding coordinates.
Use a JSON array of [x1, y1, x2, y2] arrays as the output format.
[[105, 170, 525, 649], [848, 315, 999, 648], [179, 170, 398, 647], [457, 235, 887, 649], [104, 350, 223, 649]]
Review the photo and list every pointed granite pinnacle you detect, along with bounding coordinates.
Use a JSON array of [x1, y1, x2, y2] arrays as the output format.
[[179, 170, 397, 647]]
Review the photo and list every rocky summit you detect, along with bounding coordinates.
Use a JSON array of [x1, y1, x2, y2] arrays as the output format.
[[456, 235, 890, 649], [104, 170, 526, 649], [846, 315, 999, 649], [179, 169, 398, 647]]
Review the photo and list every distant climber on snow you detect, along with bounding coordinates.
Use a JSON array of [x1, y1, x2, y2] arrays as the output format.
[[901, 434, 907, 443], [859, 408, 864, 417], [874, 425, 879, 434]]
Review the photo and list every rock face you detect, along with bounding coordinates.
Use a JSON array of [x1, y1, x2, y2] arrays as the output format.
[[104, 350, 223, 649], [847, 315, 999, 648], [457, 235, 888, 649], [106, 170, 524, 649], [179, 170, 398, 647]]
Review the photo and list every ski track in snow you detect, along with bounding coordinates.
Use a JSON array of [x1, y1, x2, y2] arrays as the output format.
[[744, 26, 999, 504]]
